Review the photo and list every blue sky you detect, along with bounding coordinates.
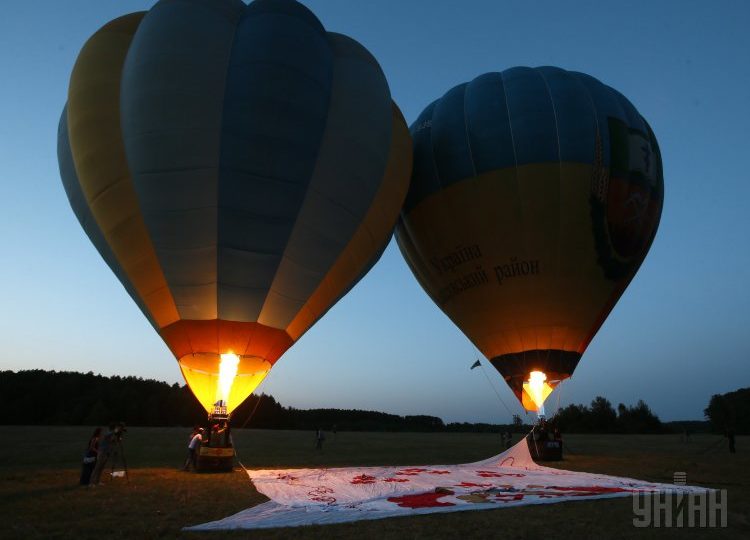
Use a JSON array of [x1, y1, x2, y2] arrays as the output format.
[[1, 0, 748, 423]]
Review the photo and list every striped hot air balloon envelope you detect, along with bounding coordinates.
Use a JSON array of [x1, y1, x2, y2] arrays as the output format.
[[396, 67, 663, 412], [58, 0, 412, 414]]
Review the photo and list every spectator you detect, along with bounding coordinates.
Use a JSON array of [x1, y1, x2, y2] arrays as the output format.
[[89, 424, 115, 485], [727, 428, 736, 454], [79, 427, 100, 486], [315, 427, 325, 451]]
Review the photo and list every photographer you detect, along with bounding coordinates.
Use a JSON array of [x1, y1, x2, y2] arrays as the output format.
[[112, 422, 127, 443]]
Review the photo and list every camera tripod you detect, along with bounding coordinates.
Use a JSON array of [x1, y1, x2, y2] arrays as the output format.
[[108, 438, 130, 483]]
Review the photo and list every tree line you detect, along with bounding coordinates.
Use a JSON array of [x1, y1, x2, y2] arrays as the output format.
[[704, 387, 750, 434], [553, 396, 664, 433], [0, 370, 206, 427], [0, 370, 488, 431], [3, 370, 738, 433]]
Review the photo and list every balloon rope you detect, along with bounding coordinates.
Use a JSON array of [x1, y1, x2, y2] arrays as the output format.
[[234, 378, 270, 472], [553, 379, 563, 418], [238, 395, 263, 430], [476, 359, 517, 419], [699, 436, 726, 454], [238, 381, 268, 430], [530, 423, 541, 458], [234, 443, 250, 473]]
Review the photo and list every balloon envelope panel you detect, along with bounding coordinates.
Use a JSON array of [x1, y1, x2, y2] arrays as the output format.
[[59, 0, 412, 413], [397, 66, 662, 406]]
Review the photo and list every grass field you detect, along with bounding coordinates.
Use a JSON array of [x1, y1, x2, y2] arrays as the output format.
[[0, 427, 747, 539]]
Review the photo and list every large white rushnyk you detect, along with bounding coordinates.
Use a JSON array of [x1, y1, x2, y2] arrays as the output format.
[[186, 440, 709, 530]]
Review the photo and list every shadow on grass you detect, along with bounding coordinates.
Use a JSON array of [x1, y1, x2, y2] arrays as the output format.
[[0, 483, 79, 504]]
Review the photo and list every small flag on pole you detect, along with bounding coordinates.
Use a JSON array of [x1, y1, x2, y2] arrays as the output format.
[[470, 360, 481, 370]]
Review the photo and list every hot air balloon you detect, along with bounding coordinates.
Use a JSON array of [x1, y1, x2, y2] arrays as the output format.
[[58, 0, 411, 423], [396, 67, 663, 415]]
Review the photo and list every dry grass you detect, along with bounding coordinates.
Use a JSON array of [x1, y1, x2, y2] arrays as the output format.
[[0, 426, 747, 539]]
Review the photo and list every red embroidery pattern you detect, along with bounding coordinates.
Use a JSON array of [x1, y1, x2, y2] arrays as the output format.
[[309, 495, 336, 504], [350, 474, 376, 485], [383, 477, 410, 483], [308, 486, 336, 504], [388, 490, 456, 509], [494, 493, 524, 502], [428, 470, 450, 475], [395, 468, 429, 476]]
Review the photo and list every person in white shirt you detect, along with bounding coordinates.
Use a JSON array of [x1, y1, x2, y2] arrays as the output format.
[[183, 427, 204, 471]]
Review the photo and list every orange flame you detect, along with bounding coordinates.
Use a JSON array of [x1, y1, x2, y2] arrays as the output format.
[[216, 353, 240, 407], [522, 371, 554, 412]]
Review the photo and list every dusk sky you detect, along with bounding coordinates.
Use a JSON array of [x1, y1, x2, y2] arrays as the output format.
[[1, 0, 748, 424]]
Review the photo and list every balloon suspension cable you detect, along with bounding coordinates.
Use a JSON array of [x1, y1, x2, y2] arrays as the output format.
[[474, 358, 518, 419], [233, 377, 270, 472], [699, 436, 727, 455], [530, 423, 541, 459], [239, 390, 266, 430], [547, 380, 577, 454], [548, 379, 564, 421], [240, 378, 266, 429]]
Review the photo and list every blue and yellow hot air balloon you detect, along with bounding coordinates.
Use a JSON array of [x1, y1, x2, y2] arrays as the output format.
[[396, 67, 663, 412], [58, 0, 411, 415]]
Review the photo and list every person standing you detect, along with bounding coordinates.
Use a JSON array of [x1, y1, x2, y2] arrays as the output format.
[[79, 427, 101, 486], [183, 427, 204, 471], [215, 421, 229, 447], [315, 427, 325, 451], [89, 424, 115, 485], [727, 428, 736, 454]]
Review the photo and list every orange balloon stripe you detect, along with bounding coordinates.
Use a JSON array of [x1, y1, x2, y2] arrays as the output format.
[[160, 319, 293, 366]]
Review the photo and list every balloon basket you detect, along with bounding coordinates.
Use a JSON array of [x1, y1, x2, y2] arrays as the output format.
[[526, 432, 563, 462], [196, 412, 234, 473], [196, 446, 234, 473]]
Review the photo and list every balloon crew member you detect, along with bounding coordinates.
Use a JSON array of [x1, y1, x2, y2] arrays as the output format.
[[79, 427, 100, 486], [184, 427, 204, 471], [315, 428, 325, 451], [215, 421, 229, 447], [89, 424, 115, 485], [208, 423, 220, 448]]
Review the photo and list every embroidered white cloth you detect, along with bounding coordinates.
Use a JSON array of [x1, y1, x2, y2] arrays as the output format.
[[186, 439, 709, 530]]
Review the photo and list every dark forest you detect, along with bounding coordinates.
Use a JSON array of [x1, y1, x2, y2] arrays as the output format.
[[2, 370, 738, 433]]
